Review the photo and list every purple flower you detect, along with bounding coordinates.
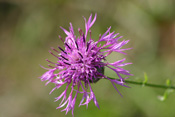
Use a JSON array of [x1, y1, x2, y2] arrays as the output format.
[[40, 14, 132, 116]]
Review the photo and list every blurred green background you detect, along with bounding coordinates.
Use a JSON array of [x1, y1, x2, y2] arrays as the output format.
[[0, 0, 175, 117]]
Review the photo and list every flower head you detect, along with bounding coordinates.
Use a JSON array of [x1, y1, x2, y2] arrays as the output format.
[[40, 14, 132, 116]]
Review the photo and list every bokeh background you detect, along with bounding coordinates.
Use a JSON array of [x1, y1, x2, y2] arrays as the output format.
[[0, 0, 175, 117]]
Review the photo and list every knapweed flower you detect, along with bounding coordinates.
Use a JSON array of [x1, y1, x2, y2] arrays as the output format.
[[40, 14, 132, 116]]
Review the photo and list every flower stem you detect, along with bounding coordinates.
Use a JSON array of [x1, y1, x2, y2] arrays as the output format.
[[107, 77, 175, 89]]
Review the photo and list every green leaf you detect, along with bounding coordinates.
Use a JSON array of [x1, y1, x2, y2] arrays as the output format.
[[166, 79, 171, 86], [158, 89, 174, 101], [142, 72, 148, 87]]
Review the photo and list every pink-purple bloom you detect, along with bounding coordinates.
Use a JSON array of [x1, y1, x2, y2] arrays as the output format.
[[40, 14, 132, 115]]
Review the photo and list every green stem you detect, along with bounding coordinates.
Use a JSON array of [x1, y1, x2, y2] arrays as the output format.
[[107, 77, 175, 89]]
